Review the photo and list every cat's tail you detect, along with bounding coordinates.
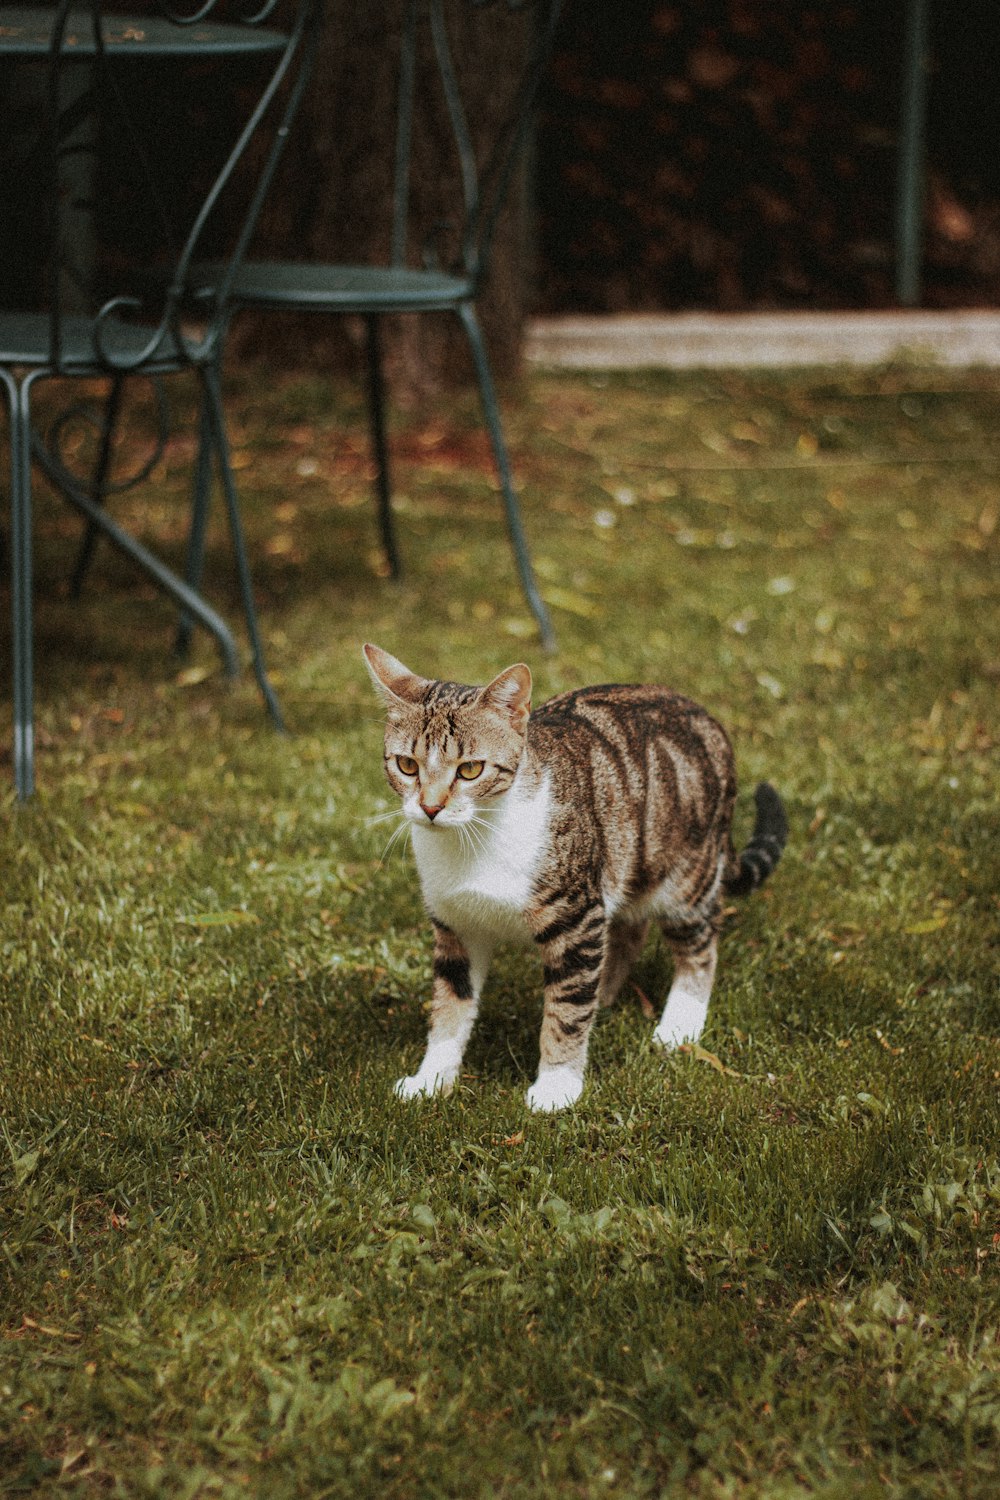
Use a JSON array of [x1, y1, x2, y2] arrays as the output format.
[[724, 782, 788, 896]]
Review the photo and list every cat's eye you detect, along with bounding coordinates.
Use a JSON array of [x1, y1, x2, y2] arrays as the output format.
[[456, 760, 485, 781], [395, 755, 419, 777]]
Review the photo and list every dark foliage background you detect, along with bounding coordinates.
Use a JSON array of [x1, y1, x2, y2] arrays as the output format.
[[536, 0, 1000, 314]]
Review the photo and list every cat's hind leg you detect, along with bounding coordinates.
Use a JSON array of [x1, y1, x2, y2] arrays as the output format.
[[652, 915, 719, 1051], [598, 918, 650, 1008], [395, 921, 491, 1100]]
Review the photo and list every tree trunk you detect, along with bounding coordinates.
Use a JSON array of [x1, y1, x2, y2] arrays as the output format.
[[241, 0, 537, 396]]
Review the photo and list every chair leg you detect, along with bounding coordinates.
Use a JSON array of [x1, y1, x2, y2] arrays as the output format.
[[70, 373, 125, 597], [198, 362, 286, 732], [457, 303, 556, 653], [2, 368, 37, 799], [175, 386, 215, 659], [364, 313, 402, 579]]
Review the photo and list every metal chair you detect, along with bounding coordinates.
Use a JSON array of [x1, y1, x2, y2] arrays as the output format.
[[0, 0, 320, 798], [190, 0, 562, 653]]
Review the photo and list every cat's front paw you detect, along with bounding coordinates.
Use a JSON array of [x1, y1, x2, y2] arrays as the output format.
[[394, 1039, 464, 1101], [526, 1065, 584, 1113], [394, 1069, 454, 1101]]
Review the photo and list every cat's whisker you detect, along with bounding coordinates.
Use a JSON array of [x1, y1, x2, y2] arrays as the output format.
[[378, 818, 413, 867], [470, 819, 491, 856], [456, 824, 473, 859], [463, 810, 513, 867], [366, 813, 403, 833], [380, 835, 410, 869], [456, 816, 479, 851], [461, 813, 491, 859]]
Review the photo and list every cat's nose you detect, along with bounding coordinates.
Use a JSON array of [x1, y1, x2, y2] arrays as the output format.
[[420, 802, 445, 822]]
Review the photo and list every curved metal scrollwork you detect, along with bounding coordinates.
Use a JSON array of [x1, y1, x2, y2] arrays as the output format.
[[154, 0, 283, 26], [90, 296, 165, 373], [43, 377, 171, 500]]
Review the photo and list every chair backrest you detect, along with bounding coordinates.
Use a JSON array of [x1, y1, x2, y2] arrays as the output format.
[[12, 0, 320, 372], [388, 0, 564, 287]]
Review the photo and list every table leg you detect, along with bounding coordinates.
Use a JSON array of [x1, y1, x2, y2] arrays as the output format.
[[3, 369, 36, 799]]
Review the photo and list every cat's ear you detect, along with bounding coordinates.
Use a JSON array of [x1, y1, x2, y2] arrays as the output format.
[[480, 663, 532, 730], [362, 643, 430, 705]]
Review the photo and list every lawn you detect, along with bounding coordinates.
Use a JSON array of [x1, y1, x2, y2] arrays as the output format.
[[1, 361, 998, 1497]]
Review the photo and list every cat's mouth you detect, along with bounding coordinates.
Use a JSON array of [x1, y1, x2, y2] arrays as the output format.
[[407, 803, 475, 830]]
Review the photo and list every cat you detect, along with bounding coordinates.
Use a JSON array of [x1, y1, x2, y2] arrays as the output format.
[[364, 643, 787, 1112]]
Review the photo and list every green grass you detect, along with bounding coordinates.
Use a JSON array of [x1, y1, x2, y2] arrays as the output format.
[[2, 363, 999, 1497]]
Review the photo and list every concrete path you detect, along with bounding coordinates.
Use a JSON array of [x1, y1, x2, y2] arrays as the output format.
[[525, 309, 1000, 370]]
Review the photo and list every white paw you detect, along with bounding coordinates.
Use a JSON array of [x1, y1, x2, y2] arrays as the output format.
[[526, 1066, 584, 1113], [393, 1069, 454, 1101], [652, 1020, 701, 1051], [653, 989, 709, 1051]]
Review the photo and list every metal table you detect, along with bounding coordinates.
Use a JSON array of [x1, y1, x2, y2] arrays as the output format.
[[1, 1, 316, 797], [0, 6, 289, 55]]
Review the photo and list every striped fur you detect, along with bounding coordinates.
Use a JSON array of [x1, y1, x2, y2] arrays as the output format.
[[364, 644, 787, 1112]]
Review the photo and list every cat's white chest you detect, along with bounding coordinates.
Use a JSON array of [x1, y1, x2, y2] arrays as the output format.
[[411, 771, 551, 943]]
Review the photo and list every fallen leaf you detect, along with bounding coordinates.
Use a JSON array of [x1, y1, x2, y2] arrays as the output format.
[[13, 1149, 39, 1185], [631, 983, 657, 1020], [681, 1043, 740, 1077], [904, 916, 949, 935], [265, 533, 299, 558], [116, 801, 153, 819], [539, 579, 602, 615], [180, 910, 260, 928], [22, 1317, 80, 1340], [175, 666, 212, 688], [502, 618, 534, 639]]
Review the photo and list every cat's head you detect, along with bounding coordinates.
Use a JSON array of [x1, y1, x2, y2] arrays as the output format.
[[364, 644, 532, 829]]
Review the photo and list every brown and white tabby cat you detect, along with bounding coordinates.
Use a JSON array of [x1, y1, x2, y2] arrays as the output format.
[[364, 643, 787, 1112]]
